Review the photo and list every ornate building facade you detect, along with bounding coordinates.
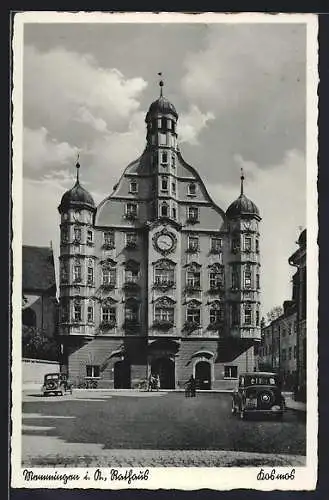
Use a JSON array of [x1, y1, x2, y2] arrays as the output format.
[[58, 83, 262, 389]]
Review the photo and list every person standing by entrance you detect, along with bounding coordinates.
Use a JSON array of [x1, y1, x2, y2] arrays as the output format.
[[155, 374, 160, 391]]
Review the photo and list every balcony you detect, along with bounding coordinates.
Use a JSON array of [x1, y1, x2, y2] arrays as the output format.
[[123, 319, 140, 333], [183, 321, 200, 334], [153, 280, 175, 291], [100, 283, 116, 292], [152, 319, 174, 331], [98, 320, 116, 332], [102, 242, 115, 250], [123, 281, 140, 291], [209, 247, 222, 255], [208, 284, 225, 294], [125, 241, 138, 250], [185, 284, 201, 294]]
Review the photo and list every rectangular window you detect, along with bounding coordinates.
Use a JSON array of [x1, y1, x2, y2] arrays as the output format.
[[87, 230, 93, 244], [294, 345, 297, 358], [161, 178, 168, 191], [162, 151, 168, 164], [73, 265, 81, 282], [187, 206, 199, 222], [187, 308, 201, 324], [210, 307, 224, 324], [87, 266, 94, 284], [172, 182, 176, 194], [244, 236, 252, 252], [224, 366, 238, 379], [102, 268, 116, 285], [188, 236, 199, 252], [160, 203, 168, 217], [102, 307, 116, 323], [211, 237, 222, 253], [126, 203, 137, 218], [61, 227, 68, 243], [103, 231, 115, 248], [187, 271, 200, 288], [209, 269, 224, 289], [74, 227, 81, 242], [73, 303, 81, 322], [87, 305, 94, 323], [256, 273, 260, 289], [172, 207, 177, 220], [155, 268, 174, 285], [125, 269, 139, 283], [244, 271, 252, 289], [231, 237, 240, 253], [86, 365, 100, 378], [171, 154, 176, 169], [129, 181, 138, 193], [256, 309, 260, 326], [256, 239, 260, 253], [154, 307, 174, 322], [289, 346, 292, 360], [126, 232, 137, 247], [188, 183, 196, 195], [244, 304, 252, 325]]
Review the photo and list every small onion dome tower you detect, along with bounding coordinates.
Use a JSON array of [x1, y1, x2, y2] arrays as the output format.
[[226, 169, 261, 343], [226, 170, 260, 220], [58, 159, 95, 213]]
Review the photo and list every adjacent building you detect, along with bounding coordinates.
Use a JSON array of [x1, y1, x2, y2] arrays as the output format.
[[57, 83, 262, 389], [22, 245, 58, 339], [289, 229, 307, 401]]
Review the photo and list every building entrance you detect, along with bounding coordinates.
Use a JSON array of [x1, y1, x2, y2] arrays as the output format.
[[151, 357, 175, 389], [114, 360, 131, 389], [195, 361, 211, 390]]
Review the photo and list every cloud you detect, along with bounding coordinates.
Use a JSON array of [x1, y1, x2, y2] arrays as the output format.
[[207, 148, 306, 317], [23, 127, 78, 172], [74, 107, 108, 133], [178, 105, 215, 145]]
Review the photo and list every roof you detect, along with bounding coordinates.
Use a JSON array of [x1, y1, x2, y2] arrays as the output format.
[[146, 95, 178, 120], [22, 246, 56, 293], [59, 180, 95, 212], [226, 193, 260, 219]]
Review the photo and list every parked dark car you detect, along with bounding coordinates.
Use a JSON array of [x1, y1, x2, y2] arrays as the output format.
[[42, 373, 73, 396], [232, 372, 285, 420]]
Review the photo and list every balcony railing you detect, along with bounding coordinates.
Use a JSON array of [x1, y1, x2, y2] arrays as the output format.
[[185, 284, 201, 293], [98, 320, 116, 332], [209, 247, 222, 255], [152, 319, 174, 330], [102, 242, 115, 250], [100, 283, 116, 291], [183, 321, 200, 334], [153, 280, 175, 291]]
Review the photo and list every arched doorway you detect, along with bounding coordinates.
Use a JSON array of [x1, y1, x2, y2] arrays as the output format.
[[114, 360, 131, 389], [195, 361, 211, 390], [151, 357, 175, 389]]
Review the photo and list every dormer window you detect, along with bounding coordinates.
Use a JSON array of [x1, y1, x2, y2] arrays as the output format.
[[210, 237, 222, 253], [188, 236, 199, 252], [161, 202, 168, 217], [188, 183, 197, 196], [161, 178, 168, 192], [187, 206, 199, 223], [130, 181, 138, 194], [161, 151, 168, 164], [125, 203, 137, 219]]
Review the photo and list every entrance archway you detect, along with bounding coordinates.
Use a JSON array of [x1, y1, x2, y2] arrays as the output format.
[[195, 361, 211, 390], [151, 357, 175, 389], [114, 360, 131, 389]]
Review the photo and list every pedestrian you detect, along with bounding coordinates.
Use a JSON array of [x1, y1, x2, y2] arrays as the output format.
[[190, 375, 196, 397], [156, 374, 160, 391]]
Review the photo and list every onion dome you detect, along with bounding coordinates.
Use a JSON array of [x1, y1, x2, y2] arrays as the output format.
[[226, 170, 260, 219], [58, 160, 95, 212], [145, 76, 178, 121], [298, 228, 306, 247]]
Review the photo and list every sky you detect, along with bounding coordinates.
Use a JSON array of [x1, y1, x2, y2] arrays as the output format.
[[21, 19, 307, 317]]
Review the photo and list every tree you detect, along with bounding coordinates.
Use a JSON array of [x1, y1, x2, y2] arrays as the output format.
[[266, 305, 283, 324], [22, 325, 59, 361]]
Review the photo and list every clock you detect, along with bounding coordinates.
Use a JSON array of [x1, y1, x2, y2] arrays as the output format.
[[157, 234, 174, 251], [73, 210, 81, 221], [153, 230, 176, 255]]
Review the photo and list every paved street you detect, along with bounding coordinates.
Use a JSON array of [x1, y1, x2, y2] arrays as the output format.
[[22, 390, 306, 467]]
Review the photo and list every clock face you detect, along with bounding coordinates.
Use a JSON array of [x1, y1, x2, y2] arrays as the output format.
[[157, 234, 174, 251]]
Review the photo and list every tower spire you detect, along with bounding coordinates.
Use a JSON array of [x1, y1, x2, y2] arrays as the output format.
[[76, 153, 80, 183], [240, 167, 245, 196], [158, 72, 164, 97]]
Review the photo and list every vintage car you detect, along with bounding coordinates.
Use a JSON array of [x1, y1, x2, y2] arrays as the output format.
[[231, 372, 285, 420], [42, 373, 73, 396]]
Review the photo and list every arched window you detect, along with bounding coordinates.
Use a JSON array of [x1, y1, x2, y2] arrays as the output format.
[[154, 296, 175, 324], [87, 259, 94, 285], [73, 262, 81, 283], [188, 183, 197, 196], [209, 300, 224, 324], [87, 301, 94, 323], [124, 260, 140, 284], [154, 259, 175, 287], [186, 300, 201, 325], [209, 263, 224, 290], [186, 262, 201, 290], [244, 303, 252, 325], [73, 300, 82, 322]]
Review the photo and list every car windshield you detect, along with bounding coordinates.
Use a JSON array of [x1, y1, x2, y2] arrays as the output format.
[[245, 376, 277, 386], [45, 374, 59, 380]]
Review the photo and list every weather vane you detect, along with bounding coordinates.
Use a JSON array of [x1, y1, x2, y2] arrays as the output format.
[[240, 167, 245, 195], [158, 72, 164, 96]]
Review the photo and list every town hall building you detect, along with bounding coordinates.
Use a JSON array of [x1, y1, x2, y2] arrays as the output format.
[[58, 81, 262, 390]]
